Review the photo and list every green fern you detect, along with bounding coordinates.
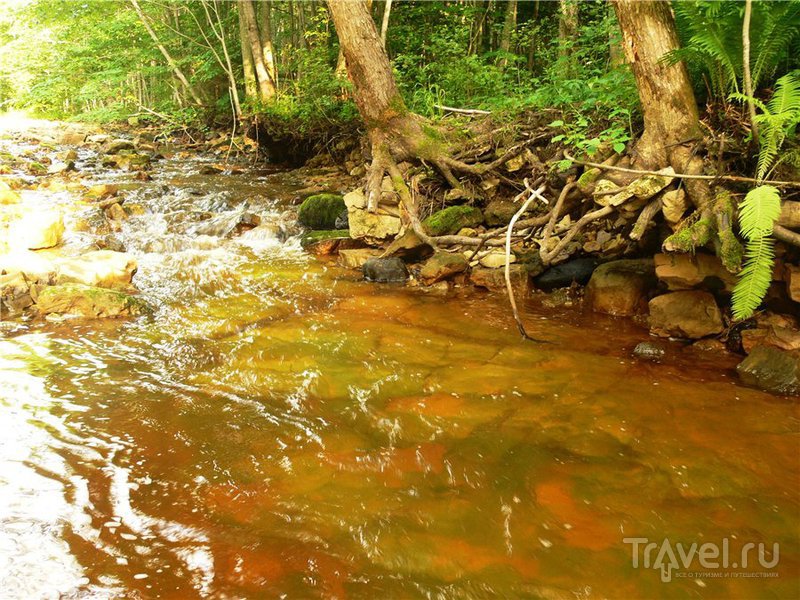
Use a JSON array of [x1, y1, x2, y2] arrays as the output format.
[[732, 185, 782, 320]]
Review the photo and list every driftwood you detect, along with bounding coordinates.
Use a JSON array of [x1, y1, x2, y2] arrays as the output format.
[[504, 181, 548, 342], [434, 104, 492, 116]]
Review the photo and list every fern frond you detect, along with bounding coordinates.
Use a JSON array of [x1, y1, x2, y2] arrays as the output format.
[[732, 236, 776, 321], [751, 2, 800, 89], [737, 185, 782, 239], [767, 71, 800, 116]]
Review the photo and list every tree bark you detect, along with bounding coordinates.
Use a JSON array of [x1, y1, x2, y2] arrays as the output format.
[[239, 0, 276, 102], [129, 0, 205, 106], [498, 0, 517, 70], [742, 0, 759, 145], [558, 0, 578, 66], [238, 5, 258, 100], [260, 1, 278, 90], [380, 0, 393, 48], [612, 0, 708, 208]]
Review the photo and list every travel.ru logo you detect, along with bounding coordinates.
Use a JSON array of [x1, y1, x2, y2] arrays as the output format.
[[623, 537, 780, 583]]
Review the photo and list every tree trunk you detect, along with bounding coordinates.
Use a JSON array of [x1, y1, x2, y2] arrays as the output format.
[[498, 0, 517, 70], [380, 0, 393, 48], [558, 0, 578, 68], [239, 0, 276, 102], [239, 5, 258, 100], [129, 0, 205, 106], [612, 0, 709, 207], [260, 1, 278, 90]]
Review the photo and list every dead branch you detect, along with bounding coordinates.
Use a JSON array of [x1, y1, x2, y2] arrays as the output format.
[[434, 104, 492, 116], [630, 196, 663, 241], [540, 204, 615, 265], [540, 180, 576, 252], [774, 224, 800, 247], [505, 182, 548, 342], [564, 152, 800, 188]]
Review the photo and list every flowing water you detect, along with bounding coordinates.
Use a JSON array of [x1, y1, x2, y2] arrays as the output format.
[[1, 127, 799, 599]]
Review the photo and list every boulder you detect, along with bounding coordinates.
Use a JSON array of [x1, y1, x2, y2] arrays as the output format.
[[0, 250, 59, 285], [101, 139, 135, 154], [84, 184, 118, 201], [363, 258, 409, 283], [648, 291, 724, 339], [479, 251, 515, 269], [344, 190, 401, 241], [300, 230, 351, 254], [741, 326, 800, 354], [8, 210, 64, 250], [737, 346, 800, 396], [338, 248, 381, 269], [585, 259, 656, 316], [419, 252, 468, 285], [383, 230, 433, 261], [787, 264, 800, 303], [56, 251, 137, 289], [483, 200, 519, 227], [0, 271, 34, 316], [36, 284, 147, 319], [422, 205, 483, 236], [654, 252, 737, 293], [534, 258, 598, 292], [471, 264, 528, 295], [298, 194, 347, 230]]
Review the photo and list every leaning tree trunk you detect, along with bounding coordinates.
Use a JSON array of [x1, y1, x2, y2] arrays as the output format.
[[612, 0, 710, 210], [129, 0, 205, 107], [498, 0, 517, 70]]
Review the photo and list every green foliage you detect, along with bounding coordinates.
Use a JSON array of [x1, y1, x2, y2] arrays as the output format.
[[732, 185, 782, 320], [732, 72, 800, 180], [671, 0, 800, 101]]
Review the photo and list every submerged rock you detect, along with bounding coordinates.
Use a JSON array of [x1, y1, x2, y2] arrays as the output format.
[[419, 252, 468, 285], [0, 271, 35, 316], [633, 341, 667, 361], [298, 193, 347, 230], [422, 205, 483, 236], [338, 248, 381, 269], [586, 258, 656, 317], [737, 346, 800, 396], [471, 264, 528, 296], [534, 258, 598, 291], [363, 257, 408, 283], [36, 284, 147, 319], [648, 291, 723, 339]]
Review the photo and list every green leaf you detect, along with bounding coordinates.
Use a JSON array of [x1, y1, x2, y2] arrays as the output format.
[[613, 142, 626, 154], [551, 134, 565, 142], [737, 185, 781, 241], [548, 120, 564, 127], [557, 159, 573, 172]]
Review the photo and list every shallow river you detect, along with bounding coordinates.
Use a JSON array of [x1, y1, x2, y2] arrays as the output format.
[[1, 133, 798, 599]]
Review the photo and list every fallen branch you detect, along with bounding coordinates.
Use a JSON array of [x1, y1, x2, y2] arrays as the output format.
[[505, 181, 548, 342], [773, 224, 800, 247], [540, 204, 615, 265], [630, 196, 663, 241], [563, 152, 800, 188], [434, 104, 492, 116]]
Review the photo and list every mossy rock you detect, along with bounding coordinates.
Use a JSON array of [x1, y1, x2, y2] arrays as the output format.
[[298, 194, 346, 230], [300, 229, 350, 248], [36, 284, 149, 318], [423, 205, 483, 236]]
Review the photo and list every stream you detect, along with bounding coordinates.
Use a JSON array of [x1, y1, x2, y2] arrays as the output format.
[[1, 124, 798, 599]]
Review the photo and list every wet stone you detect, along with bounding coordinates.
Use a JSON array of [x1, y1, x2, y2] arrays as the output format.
[[363, 258, 409, 283]]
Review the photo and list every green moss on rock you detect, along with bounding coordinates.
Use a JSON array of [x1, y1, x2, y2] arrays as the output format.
[[423, 205, 483, 236], [300, 229, 350, 248], [298, 194, 346, 230]]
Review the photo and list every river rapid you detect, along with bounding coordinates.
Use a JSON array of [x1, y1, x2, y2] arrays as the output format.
[[0, 122, 798, 599]]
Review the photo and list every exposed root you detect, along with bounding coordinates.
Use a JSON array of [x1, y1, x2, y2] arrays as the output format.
[[630, 196, 663, 241]]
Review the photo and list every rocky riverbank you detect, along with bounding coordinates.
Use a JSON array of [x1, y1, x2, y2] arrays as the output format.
[[2, 117, 798, 397]]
